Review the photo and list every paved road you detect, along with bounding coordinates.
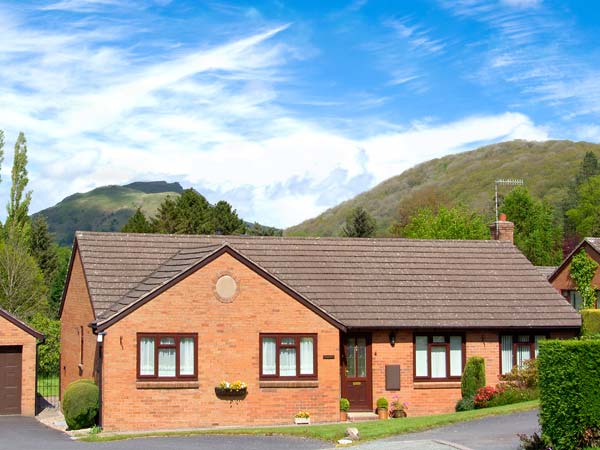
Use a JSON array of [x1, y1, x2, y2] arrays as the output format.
[[0, 410, 538, 450], [354, 410, 539, 450]]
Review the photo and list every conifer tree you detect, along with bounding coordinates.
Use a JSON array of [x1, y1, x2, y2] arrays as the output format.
[[341, 207, 377, 238]]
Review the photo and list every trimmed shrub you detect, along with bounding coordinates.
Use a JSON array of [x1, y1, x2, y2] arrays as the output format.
[[581, 309, 600, 336], [376, 397, 388, 409], [62, 379, 99, 430], [473, 385, 498, 408], [539, 339, 600, 450], [487, 386, 539, 408], [461, 357, 486, 399], [455, 396, 475, 412], [500, 359, 539, 389]]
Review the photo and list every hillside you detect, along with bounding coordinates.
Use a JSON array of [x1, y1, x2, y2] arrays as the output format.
[[34, 181, 184, 246], [286, 140, 600, 237]]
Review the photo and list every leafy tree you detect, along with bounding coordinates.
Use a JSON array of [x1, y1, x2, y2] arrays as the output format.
[[502, 187, 563, 266], [0, 240, 47, 320], [48, 246, 71, 318], [211, 200, 246, 235], [5, 132, 32, 245], [121, 208, 154, 233], [569, 249, 599, 310], [30, 216, 58, 285], [566, 175, 600, 237], [29, 313, 60, 375], [247, 222, 283, 236], [399, 205, 489, 240], [341, 207, 376, 238]]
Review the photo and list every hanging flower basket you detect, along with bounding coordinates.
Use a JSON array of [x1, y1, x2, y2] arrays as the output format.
[[215, 381, 247, 399]]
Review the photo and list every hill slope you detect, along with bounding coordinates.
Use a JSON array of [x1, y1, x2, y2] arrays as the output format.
[[34, 181, 184, 246], [286, 140, 600, 237]]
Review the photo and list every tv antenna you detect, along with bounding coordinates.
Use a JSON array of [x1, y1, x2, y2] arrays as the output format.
[[495, 179, 524, 222]]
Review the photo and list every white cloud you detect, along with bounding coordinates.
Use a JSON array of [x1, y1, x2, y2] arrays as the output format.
[[0, 5, 551, 229]]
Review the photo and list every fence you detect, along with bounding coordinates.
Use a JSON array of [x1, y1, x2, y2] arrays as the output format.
[[36, 371, 60, 413]]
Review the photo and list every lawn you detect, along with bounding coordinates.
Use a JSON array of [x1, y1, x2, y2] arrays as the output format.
[[37, 375, 59, 397], [81, 399, 538, 443]]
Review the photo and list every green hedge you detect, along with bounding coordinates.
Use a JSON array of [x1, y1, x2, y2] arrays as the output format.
[[461, 357, 486, 399], [539, 339, 600, 450], [62, 379, 99, 430], [581, 309, 600, 336]]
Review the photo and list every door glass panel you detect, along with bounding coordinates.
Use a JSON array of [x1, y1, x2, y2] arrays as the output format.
[[357, 338, 367, 378], [346, 338, 356, 377]]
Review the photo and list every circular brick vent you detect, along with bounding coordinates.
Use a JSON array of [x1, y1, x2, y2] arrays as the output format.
[[215, 275, 238, 302]]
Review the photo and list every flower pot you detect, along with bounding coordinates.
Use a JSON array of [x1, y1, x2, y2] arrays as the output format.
[[340, 411, 348, 422], [294, 417, 311, 425], [391, 409, 407, 418], [377, 407, 388, 420]]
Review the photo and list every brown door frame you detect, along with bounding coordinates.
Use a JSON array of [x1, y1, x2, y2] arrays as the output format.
[[340, 332, 372, 411]]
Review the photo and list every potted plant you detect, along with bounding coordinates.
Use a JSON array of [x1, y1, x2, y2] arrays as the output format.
[[340, 398, 350, 421], [390, 396, 408, 418], [294, 411, 311, 425], [376, 397, 389, 420], [214, 380, 247, 397]]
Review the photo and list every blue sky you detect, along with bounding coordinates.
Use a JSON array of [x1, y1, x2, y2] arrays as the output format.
[[1, 0, 600, 228]]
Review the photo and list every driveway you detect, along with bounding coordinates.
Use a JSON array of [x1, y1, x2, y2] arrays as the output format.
[[0, 410, 538, 450]]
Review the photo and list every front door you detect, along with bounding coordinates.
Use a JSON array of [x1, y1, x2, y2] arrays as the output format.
[[341, 334, 372, 411], [0, 346, 22, 415]]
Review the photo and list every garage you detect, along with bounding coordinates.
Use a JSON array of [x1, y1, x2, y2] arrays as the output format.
[[0, 308, 44, 416]]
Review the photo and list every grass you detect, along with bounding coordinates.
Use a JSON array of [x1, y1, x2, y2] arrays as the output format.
[[37, 375, 59, 397], [80, 399, 538, 443]]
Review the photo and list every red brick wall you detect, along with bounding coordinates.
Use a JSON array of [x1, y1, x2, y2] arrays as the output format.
[[552, 243, 600, 291], [100, 252, 340, 431], [0, 319, 38, 415], [371, 330, 576, 417], [60, 248, 98, 399]]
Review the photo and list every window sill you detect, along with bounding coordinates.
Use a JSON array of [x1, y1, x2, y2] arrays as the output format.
[[259, 380, 318, 389], [136, 381, 199, 390], [413, 381, 461, 389]]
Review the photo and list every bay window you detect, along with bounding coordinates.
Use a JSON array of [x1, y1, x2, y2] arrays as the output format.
[[414, 334, 464, 380], [500, 334, 546, 374], [137, 333, 197, 380], [260, 334, 317, 379]]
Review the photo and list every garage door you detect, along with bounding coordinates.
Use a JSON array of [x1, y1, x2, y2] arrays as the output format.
[[0, 346, 22, 415]]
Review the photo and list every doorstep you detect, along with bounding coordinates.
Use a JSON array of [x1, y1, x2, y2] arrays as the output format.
[[347, 412, 379, 422]]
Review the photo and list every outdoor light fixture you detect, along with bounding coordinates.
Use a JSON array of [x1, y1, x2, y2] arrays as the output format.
[[389, 331, 396, 347], [97, 331, 106, 343]]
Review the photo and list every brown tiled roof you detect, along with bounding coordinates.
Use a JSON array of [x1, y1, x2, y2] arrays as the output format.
[[75, 231, 581, 330], [585, 237, 600, 254], [535, 266, 557, 280]]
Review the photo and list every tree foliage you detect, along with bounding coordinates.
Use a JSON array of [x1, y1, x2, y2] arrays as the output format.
[[501, 187, 563, 266], [569, 249, 599, 310], [5, 132, 32, 245], [566, 175, 600, 238], [122, 207, 154, 233], [398, 205, 489, 240], [29, 313, 60, 375], [48, 246, 71, 318], [30, 216, 58, 285], [341, 207, 376, 238]]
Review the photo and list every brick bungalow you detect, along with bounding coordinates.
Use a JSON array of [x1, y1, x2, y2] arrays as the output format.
[[549, 237, 600, 310], [0, 308, 45, 416], [59, 218, 580, 431]]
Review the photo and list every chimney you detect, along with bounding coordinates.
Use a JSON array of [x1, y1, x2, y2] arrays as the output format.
[[489, 213, 514, 243]]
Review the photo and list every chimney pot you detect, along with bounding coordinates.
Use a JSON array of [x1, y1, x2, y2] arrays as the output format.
[[499, 213, 507, 221], [490, 214, 514, 243]]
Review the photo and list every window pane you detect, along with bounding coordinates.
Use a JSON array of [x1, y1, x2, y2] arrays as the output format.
[[262, 338, 276, 375], [535, 336, 545, 358], [449, 336, 462, 377], [432, 336, 445, 343], [518, 335, 530, 343], [357, 338, 367, 378], [280, 348, 296, 376], [516, 344, 530, 369], [415, 336, 428, 377], [300, 337, 314, 375], [158, 348, 176, 377], [346, 338, 356, 377], [431, 346, 447, 378], [160, 337, 175, 345], [501, 335, 513, 374], [140, 337, 155, 376], [281, 337, 295, 345], [179, 338, 194, 375]]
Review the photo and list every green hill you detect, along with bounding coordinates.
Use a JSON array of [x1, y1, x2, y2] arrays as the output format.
[[34, 181, 184, 246], [286, 140, 600, 237]]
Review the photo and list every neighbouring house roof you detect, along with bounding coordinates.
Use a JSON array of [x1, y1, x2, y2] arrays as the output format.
[[548, 237, 600, 283], [73, 231, 581, 331], [535, 266, 558, 280], [0, 308, 45, 340]]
